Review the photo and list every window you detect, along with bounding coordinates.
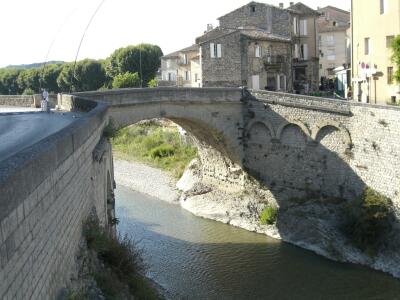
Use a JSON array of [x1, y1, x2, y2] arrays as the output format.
[[326, 49, 335, 61], [388, 67, 394, 84], [185, 71, 190, 81], [255, 45, 262, 58], [183, 54, 188, 64], [299, 19, 307, 36], [168, 73, 172, 81], [294, 44, 299, 58], [387, 35, 395, 48], [333, 21, 337, 27], [279, 75, 286, 90], [293, 17, 298, 35], [195, 73, 198, 82], [380, 0, 387, 14], [326, 35, 335, 46], [250, 5, 256, 12], [364, 38, 370, 55], [210, 43, 222, 58], [300, 44, 308, 60]]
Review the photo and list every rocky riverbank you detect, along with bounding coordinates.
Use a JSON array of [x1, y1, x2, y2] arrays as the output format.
[[115, 158, 400, 279]]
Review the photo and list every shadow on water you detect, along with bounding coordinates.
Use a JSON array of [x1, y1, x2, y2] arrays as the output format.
[[115, 185, 400, 300]]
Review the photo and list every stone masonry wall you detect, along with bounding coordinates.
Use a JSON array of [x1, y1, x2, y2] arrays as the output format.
[[201, 31, 244, 87], [245, 91, 400, 214], [0, 96, 114, 299], [0, 95, 33, 107], [219, 3, 290, 37]]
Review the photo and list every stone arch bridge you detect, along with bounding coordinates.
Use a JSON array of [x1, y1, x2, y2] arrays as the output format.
[[1, 87, 400, 299]]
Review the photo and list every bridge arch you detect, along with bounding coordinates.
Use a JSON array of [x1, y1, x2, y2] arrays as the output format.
[[311, 121, 352, 149], [247, 120, 276, 141]]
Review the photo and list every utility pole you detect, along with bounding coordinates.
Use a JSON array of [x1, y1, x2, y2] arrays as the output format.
[[139, 45, 143, 88]]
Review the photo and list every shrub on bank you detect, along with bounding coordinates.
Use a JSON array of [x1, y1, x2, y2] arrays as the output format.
[[112, 122, 197, 178], [83, 217, 159, 299], [344, 187, 395, 254], [260, 205, 278, 225]]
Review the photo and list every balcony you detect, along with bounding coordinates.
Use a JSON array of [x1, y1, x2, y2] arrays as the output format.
[[263, 55, 286, 72]]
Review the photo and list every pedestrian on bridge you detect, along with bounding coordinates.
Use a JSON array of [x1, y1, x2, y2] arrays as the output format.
[[41, 88, 49, 112]]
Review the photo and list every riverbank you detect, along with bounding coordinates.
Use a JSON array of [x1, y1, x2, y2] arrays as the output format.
[[114, 158, 400, 279]]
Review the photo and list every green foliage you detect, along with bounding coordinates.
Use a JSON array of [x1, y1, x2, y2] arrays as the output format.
[[391, 35, 400, 82], [147, 78, 158, 88], [83, 217, 159, 300], [344, 187, 394, 254], [103, 119, 118, 139], [0, 43, 162, 94], [112, 122, 197, 178], [112, 72, 140, 89], [57, 59, 106, 92], [22, 88, 35, 95], [260, 205, 278, 225], [150, 144, 175, 158], [105, 44, 163, 86]]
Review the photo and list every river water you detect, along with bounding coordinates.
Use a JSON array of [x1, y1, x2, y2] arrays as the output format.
[[116, 185, 400, 300]]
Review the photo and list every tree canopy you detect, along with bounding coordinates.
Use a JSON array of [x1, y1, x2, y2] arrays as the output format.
[[0, 43, 162, 95]]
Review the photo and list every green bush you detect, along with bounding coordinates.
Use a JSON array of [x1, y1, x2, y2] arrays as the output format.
[[260, 205, 278, 225], [344, 187, 394, 254], [147, 78, 158, 88], [150, 144, 175, 158], [83, 217, 159, 299], [111, 122, 197, 178]]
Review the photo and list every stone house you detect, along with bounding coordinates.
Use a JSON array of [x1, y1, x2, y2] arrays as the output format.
[[197, 1, 319, 93], [159, 44, 200, 87], [196, 27, 292, 91], [317, 6, 350, 81]]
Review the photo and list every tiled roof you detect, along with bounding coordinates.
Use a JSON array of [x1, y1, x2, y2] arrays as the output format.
[[196, 28, 238, 44], [240, 29, 291, 42], [162, 44, 199, 58]]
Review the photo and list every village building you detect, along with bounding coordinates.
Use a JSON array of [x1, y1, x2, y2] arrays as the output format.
[[197, 1, 319, 93], [159, 44, 200, 87], [351, 0, 400, 104], [317, 6, 351, 92]]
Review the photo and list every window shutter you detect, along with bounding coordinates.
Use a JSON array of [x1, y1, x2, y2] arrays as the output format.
[[303, 44, 308, 60], [294, 44, 299, 58], [303, 19, 307, 35], [210, 43, 215, 58], [293, 17, 297, 34], [217, 44, 222, 58]]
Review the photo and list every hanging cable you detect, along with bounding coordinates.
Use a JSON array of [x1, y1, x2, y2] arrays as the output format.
[[70, 0, 107, 92]]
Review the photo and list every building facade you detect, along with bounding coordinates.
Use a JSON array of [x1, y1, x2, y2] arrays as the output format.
[[289, 2, 320, 93], [317, 6, 350, 80], [160, 45, 200, 87], [197, 1, 319, 93], [351, 0, 400, 104]]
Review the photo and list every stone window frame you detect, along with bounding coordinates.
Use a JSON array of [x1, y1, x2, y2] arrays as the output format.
[[387, 66, 394, 85]]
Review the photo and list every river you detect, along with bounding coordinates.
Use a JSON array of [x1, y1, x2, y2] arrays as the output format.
[[116, 185, 400, 300]]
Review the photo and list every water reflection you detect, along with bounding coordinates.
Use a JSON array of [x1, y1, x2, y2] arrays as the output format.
[[116, 185, 400, 300]]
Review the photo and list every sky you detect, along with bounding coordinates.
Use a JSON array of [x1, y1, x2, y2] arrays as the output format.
[[0, 0, 350, 68]]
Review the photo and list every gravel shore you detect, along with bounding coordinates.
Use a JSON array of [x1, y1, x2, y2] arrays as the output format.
[[114, 159, 180, 202]]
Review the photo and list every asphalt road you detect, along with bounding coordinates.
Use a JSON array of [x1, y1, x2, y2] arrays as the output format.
[[0, 111, 79, 162]]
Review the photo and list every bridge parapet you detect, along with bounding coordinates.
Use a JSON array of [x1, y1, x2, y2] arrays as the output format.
[[74, 87, 243, 106], [251, 90, 352, 115]]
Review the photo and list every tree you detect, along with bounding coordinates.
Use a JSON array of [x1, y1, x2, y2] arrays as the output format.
[[147, 78, 158, 88], [57, 59, 107, 92], [112, 72, 140, 89], [17, 68, 41, 93], [105, 44, 163, 86], [40, 63, 63, 93], [0, 69, 20, 94], [391, 35, 400, 82]]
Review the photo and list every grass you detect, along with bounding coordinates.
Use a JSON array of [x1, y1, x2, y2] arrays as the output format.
[[344, 187, 394, 255], [83, 217, 160, 300], [111, 121, 198, 178], [260, 205, 278, 225]]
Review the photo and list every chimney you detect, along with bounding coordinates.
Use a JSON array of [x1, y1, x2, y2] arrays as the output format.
[[279, 3, 283, 8], [290, 2, 294, 6], [207, 24, 213, 32]]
